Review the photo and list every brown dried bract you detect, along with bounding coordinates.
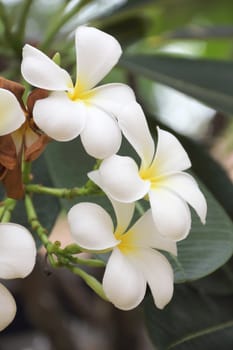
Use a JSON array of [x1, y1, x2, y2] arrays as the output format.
[[0, 134, 23, 199], [0, 80, 51, 199]]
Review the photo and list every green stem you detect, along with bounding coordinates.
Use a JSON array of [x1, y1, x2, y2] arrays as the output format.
[[40, 0, 92, 51], [25, 195, 107, 301], [25, 195, 105, 265], [1, 198, 17, 223], [69, 256, 105, 268], [22, 161, 32, 184], [66, 263, 108, 301], [0, 206, 5, 220], [26, 183, 101, 198], [24, 194, 52, 249]]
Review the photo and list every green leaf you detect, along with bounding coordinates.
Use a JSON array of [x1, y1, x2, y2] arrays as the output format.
[[100, 16, 149, 47], [121, 54, 233, 115], [190, 259, 233, 296], [176, 134, 233, 220], [172, 183, 233, 282], [144, 282, 233, 350]]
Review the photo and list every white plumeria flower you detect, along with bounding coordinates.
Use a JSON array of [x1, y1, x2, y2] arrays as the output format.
[[21, 26, 135, 159], [89, 102, 207, 241], [0, 223, 36, 331], [0, 88, 25, 136], [68, 198, 176, 311]]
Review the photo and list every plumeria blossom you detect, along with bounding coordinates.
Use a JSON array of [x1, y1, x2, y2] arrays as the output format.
[[0, 223, 36, 330], [21, 26, 136, 159], [89, 102, 207, 241], [68, 198, 176, 311]]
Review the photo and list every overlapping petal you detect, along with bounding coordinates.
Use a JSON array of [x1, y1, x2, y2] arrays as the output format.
[[110, 199, 135, 236], [0, 89, 25, 136], [151, 127, 191, 175], [75, 26, 122, 91], [149, 188, 191, 241], [80, 106, 121, 159], [0, 223, 36, 279], [91, 155, 150, 202], [103, 248, 146, 310], [68, 203, 119, 251], [129, 210, 177, 256], [89, 171, 136, 236], [88, 173, 135, 235], [21, 27, 135, 158], [0, 283, 16, 331], [136, 249, 174, 309], [117, 102, 155, 167], [33, 92, 86, 141], [21, 44, 72, 90], [158, 172, 207, 224], [68, 198, 175, 311], [90, 83, 135, 117]]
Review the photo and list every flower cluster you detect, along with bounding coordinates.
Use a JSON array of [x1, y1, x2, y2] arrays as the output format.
[[0, 25, 207, 326]]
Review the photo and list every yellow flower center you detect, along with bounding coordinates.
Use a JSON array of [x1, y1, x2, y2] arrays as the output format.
[[115, 229, 138, 254], [67, 81, 95, 103], [139, 164, 163, 189]]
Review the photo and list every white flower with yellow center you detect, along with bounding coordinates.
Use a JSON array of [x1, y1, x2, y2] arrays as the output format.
[[89, 102, 207, 241], [0, 223, 36, 331], [0, 88, 25, 136], [68, 198, 176, 311], [21, 26, 135, 159]]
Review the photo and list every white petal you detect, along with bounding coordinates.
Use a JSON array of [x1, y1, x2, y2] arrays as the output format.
[[129, 210, 177, 256], [0, 89, 25, 135], [103, 248, 146, 310], [90, 83, 135, 117], [159, 172, 207, 224], [0, 223, 36, 279], [88, 172, 135, 234], [97, 155, 150, 202], [33, 92, 86, 141], [21, 44, 72, 90], [0, 283, 16, 331], [149, 188, 191, 241], [75, 26, 122, 90], [117, 102, 154, 167], [110, 199, 135, 235], [88, 169, 102, 188], [152, 127, 191, 175], [136, 249, 174, 309], [68, 203, 118, 251], [80, 106, 121, 159]]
